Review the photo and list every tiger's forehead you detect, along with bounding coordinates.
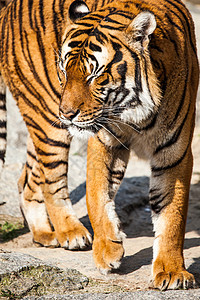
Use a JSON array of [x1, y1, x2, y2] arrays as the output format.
[[61, 30, 110, 70]]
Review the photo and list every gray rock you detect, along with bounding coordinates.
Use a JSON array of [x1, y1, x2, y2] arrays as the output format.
[[22, 290, 200, 300], [0, 250, 89, 298]]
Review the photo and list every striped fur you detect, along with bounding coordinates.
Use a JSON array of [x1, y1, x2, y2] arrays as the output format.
[[0, 72, 6, 168], [0, 0, 199, 290]]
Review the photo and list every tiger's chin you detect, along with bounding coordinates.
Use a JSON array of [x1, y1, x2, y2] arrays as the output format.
[[68, 125, 96, 140]]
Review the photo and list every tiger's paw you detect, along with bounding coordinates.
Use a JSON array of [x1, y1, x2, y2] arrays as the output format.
[[56, 221, 92, 250], [92, 236, 124, 274], [33, 231, 59, 247], [151, 270, 196, 290]]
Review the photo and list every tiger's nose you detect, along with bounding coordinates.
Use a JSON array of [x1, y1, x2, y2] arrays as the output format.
[[60, 109, 80, 121]]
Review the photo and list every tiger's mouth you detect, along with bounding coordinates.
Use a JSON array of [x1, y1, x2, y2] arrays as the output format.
[[67, 123, 99, 139], [59, 113, 101, 138], [59, 107, 141, 140]]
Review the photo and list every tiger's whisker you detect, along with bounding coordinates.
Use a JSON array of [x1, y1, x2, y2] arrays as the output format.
[[98, 117, 124, 133], [51, 118, 61, 127], [109, 117, 141, 134], [95, 122, 129, 150]]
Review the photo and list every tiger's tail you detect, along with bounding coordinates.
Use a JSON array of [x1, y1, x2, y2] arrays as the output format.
[[0, 1, 9, 169], [0, 73, 6, 169]]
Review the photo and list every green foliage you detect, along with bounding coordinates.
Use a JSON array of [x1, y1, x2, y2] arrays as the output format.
[[0, 221, 24, 242]]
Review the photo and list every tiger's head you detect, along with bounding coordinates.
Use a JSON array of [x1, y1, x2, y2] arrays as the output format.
[[58, 0, 161, 138]]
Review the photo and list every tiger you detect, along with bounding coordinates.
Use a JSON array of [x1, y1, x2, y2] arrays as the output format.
[[0, 0, 199, 290]]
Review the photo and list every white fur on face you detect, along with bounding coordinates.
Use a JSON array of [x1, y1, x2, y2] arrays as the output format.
[[68, 125, 95, 140]]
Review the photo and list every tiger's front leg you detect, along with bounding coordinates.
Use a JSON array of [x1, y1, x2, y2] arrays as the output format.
[[150, 145, 195, 290], [19, 125, 91, 250], [86, 134, 129, 274]]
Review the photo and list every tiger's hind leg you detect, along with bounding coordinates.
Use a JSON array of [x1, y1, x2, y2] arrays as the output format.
[[18, 136, 58, 247], [150, 137, 195, 290]]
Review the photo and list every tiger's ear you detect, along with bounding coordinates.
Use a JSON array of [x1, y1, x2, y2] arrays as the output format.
[[69, 0, 90, 23], [126, 11, 156, 50]]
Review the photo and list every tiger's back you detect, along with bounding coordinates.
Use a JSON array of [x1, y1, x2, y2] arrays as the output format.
[[0, 0, 199, 290]]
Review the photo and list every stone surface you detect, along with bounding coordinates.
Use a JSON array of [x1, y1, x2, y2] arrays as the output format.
[[22, 290, 200, 300], [0, 251, 89, 298]]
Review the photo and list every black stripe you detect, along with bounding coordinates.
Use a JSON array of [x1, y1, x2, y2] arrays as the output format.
[[0, 94, 6, 101], [31, 172, 40, 179], [27, 150, 37, 160], [24, 30, 58, 106], [89, 41, 102, 52], [59, 0, 65, 19], [18, 0, 23, 49], [104, 16, 124, 25], [131, 51, 142, 92], [0, 121, 6, 128], [0, 132, 6, 139], [79, 15, 102, 22], [154, 105, 190, 154], [28, 0, 33, 29], [92, 28, 108, 43], [100, 24, 125, 30], [149, 187, 160, 194], [13, 0, 17, 19], [151, 141, 189, 172], [52, 0, 60, 48], [36, 148, 58, 156], [42, 160, 68, 169], [106, 163, 125, 180], [114, 11, 133, 19], [45, 174, 66, 184], [49, 185, 68, 195], [0, 150, 6, 162], [26, 161, 33, 170], [165, 13, 184, 34], [39, 0, 45, 32], [150, 192, 170, 214], [34, 132, 70, 149], [151, 202, 168, 214], [165, 0, 197, 54], [75, 22, 94, 28], [22, 168, 28, 189], [26, 198, 44, 203], [149, 193, 163, 202], [68, 40, 84, 48], [11, 5, 52, 114], [70, 28, 92, 39], [97, 134, 106, 146], [34, 9, 60, 99], [108, 178, 121, 185], [0, 3, 8, 56], [27, 182, 35, 193], [24, 115, 70, 148], [140, 113, 158, 131], [33, 179, 41, 186], [171, 67, 188, 125]]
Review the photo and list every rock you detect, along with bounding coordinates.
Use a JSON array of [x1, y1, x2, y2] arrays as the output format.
[[0, 250, 89, 298], [22, 290, 200, 300]]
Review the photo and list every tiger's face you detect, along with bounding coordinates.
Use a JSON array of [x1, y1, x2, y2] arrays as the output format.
[[58, 2, 161, 138]]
